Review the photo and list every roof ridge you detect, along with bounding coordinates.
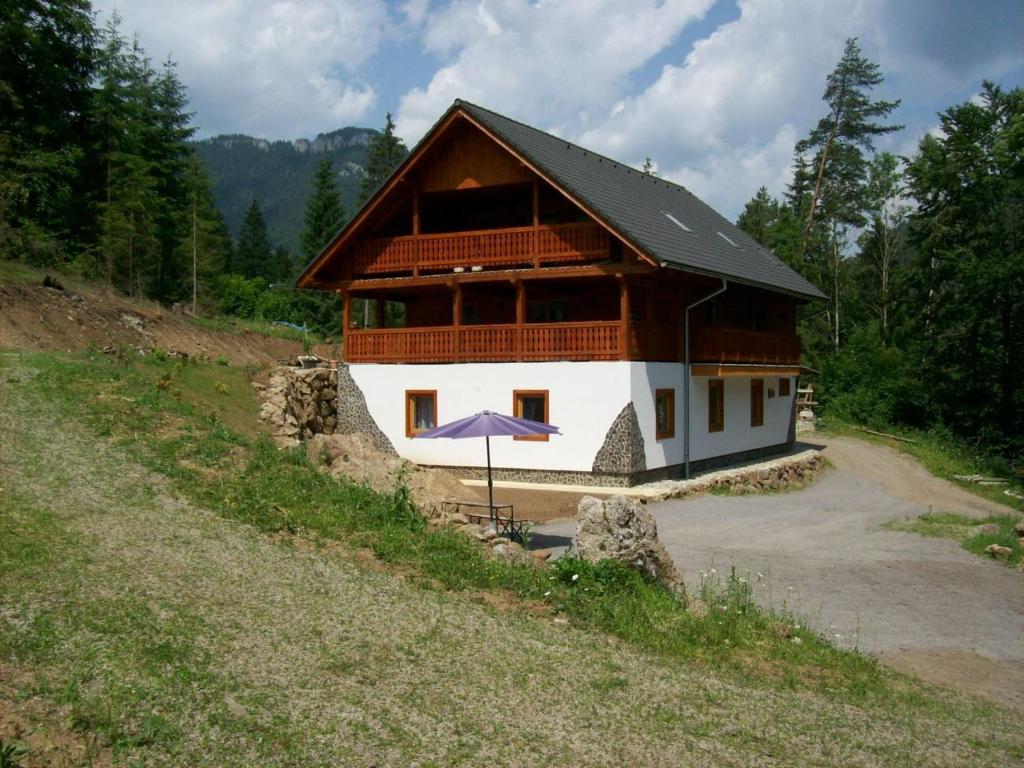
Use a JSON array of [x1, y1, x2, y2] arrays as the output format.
[[455, 99, 694, 196]]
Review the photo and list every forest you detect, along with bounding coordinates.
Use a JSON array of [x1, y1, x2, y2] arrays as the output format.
[[2, 4, 1021, 461], [1, 0, 406, 336], [733, 39, 1023, 461]]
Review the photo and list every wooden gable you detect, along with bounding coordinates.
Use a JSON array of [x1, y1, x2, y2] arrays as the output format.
[[417, 120, 533, 193]]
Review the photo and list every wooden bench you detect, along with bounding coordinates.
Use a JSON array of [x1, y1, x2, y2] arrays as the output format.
[[443, 500, 529, 540]]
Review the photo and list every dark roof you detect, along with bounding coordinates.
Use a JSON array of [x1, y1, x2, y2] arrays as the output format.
[[457, 100, 825, 300]]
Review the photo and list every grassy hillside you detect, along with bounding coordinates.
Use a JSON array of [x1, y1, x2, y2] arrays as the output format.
[[0, 349, 1020, 766]]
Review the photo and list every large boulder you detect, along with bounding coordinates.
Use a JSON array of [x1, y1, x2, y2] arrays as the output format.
[[574, 495, 684, 594]]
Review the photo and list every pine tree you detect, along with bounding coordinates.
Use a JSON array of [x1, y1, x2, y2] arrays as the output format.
[[300, 158, 345, 263], [270, 245, 293, 283], [235, 199, 272, 279], [795, 38, 901, 350], [358, 113, 408, 205]]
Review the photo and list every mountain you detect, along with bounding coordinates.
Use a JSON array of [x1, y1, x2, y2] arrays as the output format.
[[193, 127, 377, 256]]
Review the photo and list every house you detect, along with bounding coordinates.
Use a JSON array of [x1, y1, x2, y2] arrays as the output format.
[[297, 100, 824, 486]]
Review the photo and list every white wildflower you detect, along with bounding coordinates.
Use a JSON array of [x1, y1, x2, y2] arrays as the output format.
[[571, 573, 579, 582]]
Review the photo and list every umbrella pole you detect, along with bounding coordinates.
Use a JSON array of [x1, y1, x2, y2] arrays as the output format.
[[486, 434, 496, 534]]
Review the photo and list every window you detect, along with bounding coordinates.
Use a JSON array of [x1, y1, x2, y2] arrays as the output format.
[[405, 390, 437, 437], [751, 379, 764, 427], [779, 377, 791, 397], [655, 389, 675, 440], [513, 390, 549, 441], [708, 379, 724, 433]]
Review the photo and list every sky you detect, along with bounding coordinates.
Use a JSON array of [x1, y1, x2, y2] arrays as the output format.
[[94, 0, 1024, 219]]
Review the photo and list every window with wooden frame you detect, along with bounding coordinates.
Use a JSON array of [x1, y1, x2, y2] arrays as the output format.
[[513, 390, 549, 441], [655, 388, 675, 440], [779, 377, 791, 397], [708, 379, 724, 433], [405, 390, 437, 437], [750, 378, 764, 427]]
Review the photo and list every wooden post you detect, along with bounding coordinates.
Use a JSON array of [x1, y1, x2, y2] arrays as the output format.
[[532, 178, 540, 269], [375, 298, 385, 329], [453, 281, 462, 362], [412, 187, 421, 277], [515, 279, 525, 361], [341, 290, 352, 362], [618, 275, 630, 361]]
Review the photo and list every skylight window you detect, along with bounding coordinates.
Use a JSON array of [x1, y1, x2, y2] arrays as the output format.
[[717, 231, 739, 247], [662, 211, 692, 233]]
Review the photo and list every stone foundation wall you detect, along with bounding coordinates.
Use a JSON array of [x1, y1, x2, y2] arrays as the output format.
[[651, 449, 825, 500], [335, 364, 397, 456], [592, 403, 647, 475]]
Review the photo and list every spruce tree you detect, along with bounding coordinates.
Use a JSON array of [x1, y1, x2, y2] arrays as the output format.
[[0, 0, 95, 262], [358, 113, 408, 205], [300, 157, 345, 262], [177, 152, 229, 313], [235, 199, 272, 279]]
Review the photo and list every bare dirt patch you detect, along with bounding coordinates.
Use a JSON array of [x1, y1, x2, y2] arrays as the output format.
[[0, 278, 335, 365]]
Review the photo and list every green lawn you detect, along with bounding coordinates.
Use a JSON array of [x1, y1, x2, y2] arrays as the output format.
[[1, 350, 1021, 766]]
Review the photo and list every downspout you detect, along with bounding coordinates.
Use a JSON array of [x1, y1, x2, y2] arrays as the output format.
[[683, 278, 728, 480]]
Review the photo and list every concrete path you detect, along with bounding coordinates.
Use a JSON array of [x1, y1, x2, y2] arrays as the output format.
[[537, 435, 1024, 710]]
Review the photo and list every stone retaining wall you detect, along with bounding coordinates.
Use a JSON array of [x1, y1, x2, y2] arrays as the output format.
[[648, 449, 825, 500], [256, 366, 338, 445]]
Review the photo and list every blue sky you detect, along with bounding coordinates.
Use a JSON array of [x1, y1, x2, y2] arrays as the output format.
[[95, 0, 1024, 218]]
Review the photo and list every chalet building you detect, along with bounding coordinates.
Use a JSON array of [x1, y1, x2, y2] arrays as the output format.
[[297, 100, 824, 486]]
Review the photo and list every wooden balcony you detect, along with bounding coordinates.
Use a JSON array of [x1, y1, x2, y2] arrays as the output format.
[[346, 321, 622, 363], [691, 327, 801, 366], [344, 317, 800, 366], [351, 222, 609, 276]]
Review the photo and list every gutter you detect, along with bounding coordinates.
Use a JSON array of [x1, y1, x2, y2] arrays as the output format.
[[682, 277, 728, 480]]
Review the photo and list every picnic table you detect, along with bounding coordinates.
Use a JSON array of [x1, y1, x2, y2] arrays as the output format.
[[444, 499, 529, 540]]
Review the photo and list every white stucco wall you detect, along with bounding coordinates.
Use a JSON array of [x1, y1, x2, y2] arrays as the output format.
[[348, 362, 795, 473], [349, 362, 632, 471], [629, 362, 686, 469], [687, 374, 795, 462]]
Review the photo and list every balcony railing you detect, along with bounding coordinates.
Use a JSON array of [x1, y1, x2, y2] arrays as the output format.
[[345, 321, 621, 363], [691, 327, 801, 366], [344, 322, 800, 365], [350, 222, 610, 276]]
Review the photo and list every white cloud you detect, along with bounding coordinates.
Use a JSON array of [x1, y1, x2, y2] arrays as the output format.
[[95, 0, 391, 138], [397, 0, 714, 142]]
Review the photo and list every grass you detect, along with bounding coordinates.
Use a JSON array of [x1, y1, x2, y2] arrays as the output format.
[[885, 512, 1023, 567], [822, 421, 1023, 511], [1, 350, 1022, 765], [19, 350, 877, 682]]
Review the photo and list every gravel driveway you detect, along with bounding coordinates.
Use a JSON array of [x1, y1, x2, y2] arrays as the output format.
[[537, 436, 1024, 710]]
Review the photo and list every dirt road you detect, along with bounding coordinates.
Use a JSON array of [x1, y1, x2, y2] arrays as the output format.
[[539, 436, 1024, 711]]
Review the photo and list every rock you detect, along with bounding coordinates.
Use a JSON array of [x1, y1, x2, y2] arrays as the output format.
[[492, 541, 527, 565], [574, 495, 684, 594], [973, 523, 1002, 536], [530, 548, 552, 563], [1014, 519, 1024, 537], [985, 544, 1013, 559]]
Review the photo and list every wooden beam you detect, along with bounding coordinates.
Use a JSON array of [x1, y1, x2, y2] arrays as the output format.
[[412, 187, 421, 277], [452, 282, 462, 362], [327, 262, 656, 293], [341, 290, 352, 362], [375, 298, 385, 329], [515, 279, 525, 361], [691, 364, 801, 377], [532, 178, 540, 269], [618, 275, 630, 361]]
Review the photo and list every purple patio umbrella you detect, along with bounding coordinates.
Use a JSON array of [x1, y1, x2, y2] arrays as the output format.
[[415, 410, 561, 531]]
